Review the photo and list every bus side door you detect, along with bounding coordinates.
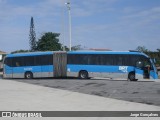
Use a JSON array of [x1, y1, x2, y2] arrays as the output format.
[[135, 61, 144, 79], [135, 68, 144, 79]]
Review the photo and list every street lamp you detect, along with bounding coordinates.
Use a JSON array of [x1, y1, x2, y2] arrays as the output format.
[[65, 1, 72, 51]]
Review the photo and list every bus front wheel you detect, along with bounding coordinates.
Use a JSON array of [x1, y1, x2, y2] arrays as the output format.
[[25, 72, 33, 79], [128, 72, 137, 81], [79, 71, 88, 79]]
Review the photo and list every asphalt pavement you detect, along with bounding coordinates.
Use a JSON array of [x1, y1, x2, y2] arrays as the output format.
[[0, 78, 160, 120], [12, 78, 160, 106]]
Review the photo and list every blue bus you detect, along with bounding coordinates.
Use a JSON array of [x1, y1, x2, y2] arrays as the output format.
[[3, 51, 158, 81]]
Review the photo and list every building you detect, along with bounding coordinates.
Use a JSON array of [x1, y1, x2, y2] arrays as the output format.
[[0, 50, 7, 71]]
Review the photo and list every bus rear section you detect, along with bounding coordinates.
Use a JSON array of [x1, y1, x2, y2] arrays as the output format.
[[3, 51, 67, 79]]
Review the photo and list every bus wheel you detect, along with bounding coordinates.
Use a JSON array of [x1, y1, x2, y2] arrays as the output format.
[[79, 71, 88, 79], [25, 72, 33, 79], [128, 72, 137, 81]]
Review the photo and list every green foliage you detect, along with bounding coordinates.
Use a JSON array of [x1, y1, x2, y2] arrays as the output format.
[[64, 45, 83, 51], [136, 46, 160, 66], [11, 50, 30, 54], [63, 45, 83, 51], [36, 32, 62, 51], [146, 51, 160, 66], [71, 45, 83, 51], [157, 49, 160, 52], [63, 46, 69, 51], [136, 46, 150, 53]]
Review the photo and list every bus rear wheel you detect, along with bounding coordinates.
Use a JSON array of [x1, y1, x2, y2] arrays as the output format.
[[79, 71, 88, 79], [25, 72, 33, 79]]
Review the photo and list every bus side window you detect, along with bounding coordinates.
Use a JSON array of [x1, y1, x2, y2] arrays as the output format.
[[16, 62, 20, 67], [4, 57, 13, 67]]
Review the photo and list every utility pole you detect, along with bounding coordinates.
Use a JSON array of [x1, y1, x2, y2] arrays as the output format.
[[65, 0, 72, 51], [61, 0, 65, 51]]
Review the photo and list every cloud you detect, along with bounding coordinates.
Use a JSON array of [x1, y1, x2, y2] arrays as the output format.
[[120, 6, 160, 31], [72, 0, 117, 17], [71, 5, 160, 51], [0, 0, 160, 52], [122, 7, 160, 19], [0, 0, 5, 3], [0, 0, 66, 20], [0, 0, 65, 52]]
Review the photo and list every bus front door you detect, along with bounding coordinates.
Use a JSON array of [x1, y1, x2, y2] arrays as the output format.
[[135, 68, 144, 79], [143, 66, 150, 79], [135, 60, 150, 79]]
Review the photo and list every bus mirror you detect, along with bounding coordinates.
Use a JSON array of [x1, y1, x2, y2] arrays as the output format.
[[136, 61, 143, 68], [152, 58, 156, 64]]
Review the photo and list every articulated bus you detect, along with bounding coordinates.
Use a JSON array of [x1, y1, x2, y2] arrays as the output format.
[[3, 51, 158, 81]]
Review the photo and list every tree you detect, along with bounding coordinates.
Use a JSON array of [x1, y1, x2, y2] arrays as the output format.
[[29, 17, 36, 51], [135, 46, 160, 66], [136, 46, 149, 53], [62, 45, 83, 51], [63, 46, 69, 51], [71, 45, 83, 51], [11, 50, 30, 54], [157, 49, 160, 53], [36, 32, 62, 51]]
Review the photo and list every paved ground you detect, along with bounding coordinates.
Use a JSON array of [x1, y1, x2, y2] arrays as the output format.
[[12, 78, 160, 107], [0, 79, 160, 120]]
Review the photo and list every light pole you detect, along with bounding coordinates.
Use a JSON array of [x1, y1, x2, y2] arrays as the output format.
[[65, 0, 72, 51]]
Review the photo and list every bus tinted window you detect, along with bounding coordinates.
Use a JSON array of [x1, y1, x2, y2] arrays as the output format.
[[24, 56, 35, 66], [39, 55, 53, 65], [4, 57, 13, 67], [67, 54, 146, 66], [13, 57, 24, 67], [4, 55, 53, 67]]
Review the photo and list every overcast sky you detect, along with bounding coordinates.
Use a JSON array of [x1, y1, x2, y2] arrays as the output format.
[[0, 0, 160, 52]]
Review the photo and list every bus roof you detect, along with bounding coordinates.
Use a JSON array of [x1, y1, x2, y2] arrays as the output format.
[[6, 51, 149, 58], [6, 51, 54, 57], [68, 50, 148, 56]]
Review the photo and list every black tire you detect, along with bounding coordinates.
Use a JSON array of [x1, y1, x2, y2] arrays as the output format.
[[79, 71, 88, 79], [128, 72, 137, 81], [25, 72, 33, 79]]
